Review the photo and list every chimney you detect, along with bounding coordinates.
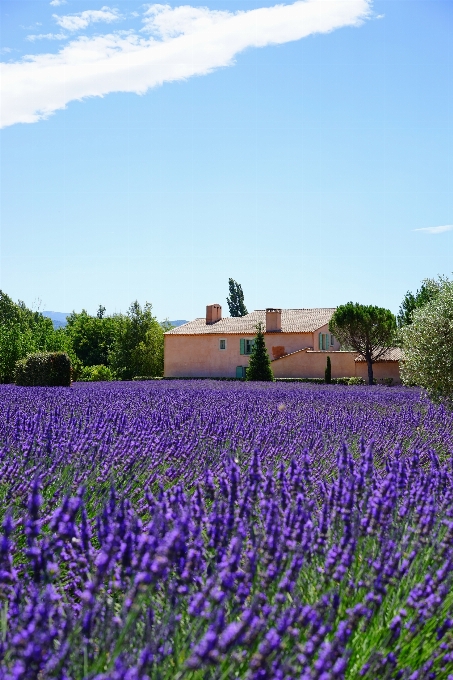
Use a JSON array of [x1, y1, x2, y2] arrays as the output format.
[[266, 308, 282, 332], [206, 304, 222, 324]]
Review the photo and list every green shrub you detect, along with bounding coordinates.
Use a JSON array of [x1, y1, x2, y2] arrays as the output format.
[[15, 352, 71, 387], [347, 376, 365, 385], [79, 364, 114, 382], [332, 377, 365, 385], [332, 377, 350, 385]]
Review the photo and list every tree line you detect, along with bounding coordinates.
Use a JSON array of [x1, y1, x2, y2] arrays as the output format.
[[0, 291, 170, 383], [1, 275, 452, 397]]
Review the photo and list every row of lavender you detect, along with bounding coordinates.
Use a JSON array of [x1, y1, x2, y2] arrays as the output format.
[[0, 382, 453, 678]]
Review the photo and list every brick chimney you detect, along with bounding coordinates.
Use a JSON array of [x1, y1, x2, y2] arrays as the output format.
[[266, 308, 282, 332], [206, 304, 222, 324]]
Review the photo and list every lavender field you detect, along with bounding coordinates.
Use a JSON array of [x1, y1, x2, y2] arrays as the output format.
[[1, 381, 453, 679]]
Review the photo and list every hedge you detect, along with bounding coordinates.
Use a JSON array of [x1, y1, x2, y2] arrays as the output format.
[[15, 352, 72, 387]]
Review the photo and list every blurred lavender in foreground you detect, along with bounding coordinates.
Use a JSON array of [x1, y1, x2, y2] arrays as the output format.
[[0, 381, 452, 678]]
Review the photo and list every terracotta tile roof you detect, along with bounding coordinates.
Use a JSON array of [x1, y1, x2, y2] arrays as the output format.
[[271, 348, 309, 362], [165, 309, 336, 335], [271, 348, 404, 363], [355, 347, 404, 362]]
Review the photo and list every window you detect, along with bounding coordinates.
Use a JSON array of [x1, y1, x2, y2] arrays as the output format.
[[318, 333, 332, 351], [219, 339, 226, 350], [236, 366, 247, 378], [240, 339, 255, 355]]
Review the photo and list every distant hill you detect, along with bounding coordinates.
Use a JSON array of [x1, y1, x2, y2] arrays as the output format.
[[169, 320, 188, 327], [43, 311, 70, 329]]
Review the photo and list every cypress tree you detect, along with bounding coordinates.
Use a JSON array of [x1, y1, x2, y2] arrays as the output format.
[[246, 323, 274, 382], [227, 279, 248, 317], [325, 355, 331, 384]]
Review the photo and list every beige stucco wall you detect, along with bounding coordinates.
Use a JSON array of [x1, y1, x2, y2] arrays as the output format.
[[271, 349, 401, 383], [165, 332, 315, 378], [354, 360, 401, 383], [271, 350, 356, 379], [164, 333, 400, 382], [164, 334, 241, 378]]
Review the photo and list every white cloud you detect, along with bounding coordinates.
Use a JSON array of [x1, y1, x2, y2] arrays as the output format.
[[26, 33, 68, 42], [53, 6, 122, 32], [141, 4, 232, 39], [1, 0, 371, 129], [50, 0, 67, 6], [415, 225, 453, 235]]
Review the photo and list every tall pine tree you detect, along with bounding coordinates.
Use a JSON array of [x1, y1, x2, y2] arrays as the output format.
[[246, 323, 274, 381], [227, 279, 248, 317]]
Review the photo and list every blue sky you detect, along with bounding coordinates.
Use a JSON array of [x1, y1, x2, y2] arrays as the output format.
[[1, 0, 452, 321]]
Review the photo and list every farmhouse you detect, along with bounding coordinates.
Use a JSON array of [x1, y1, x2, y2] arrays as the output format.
[[164, 305, 402, 382]]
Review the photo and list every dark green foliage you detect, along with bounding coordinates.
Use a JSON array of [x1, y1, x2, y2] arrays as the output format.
[[109, 301, 165, 380], [0, 290, 71, 383], [329, 303, 397, 385], [246, 323, 274, 382], [325, 355, 332, 384], [227, 278, 248, 317], [0, 291, 166, 383], [65, 308, 117, 367], [397, 281, 439, 328], [15, 352, 71, 386]]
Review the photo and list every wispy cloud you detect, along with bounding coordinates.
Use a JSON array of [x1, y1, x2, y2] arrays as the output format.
[[26, 33, 68, 42], [1, 0, 371, 129], [415, 225, 453, 235], [53, 6, 123, 32], [50, 0, 67, 6]]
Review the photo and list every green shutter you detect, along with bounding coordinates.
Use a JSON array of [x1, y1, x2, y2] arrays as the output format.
[[240, 339, 245, 355], [236, 366, 243, 378], [319, 333, 322, 350]]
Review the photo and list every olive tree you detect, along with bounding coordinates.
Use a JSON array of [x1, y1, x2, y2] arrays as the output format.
[[400, 277, 453, 402], [329, 303, 397, 385]]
